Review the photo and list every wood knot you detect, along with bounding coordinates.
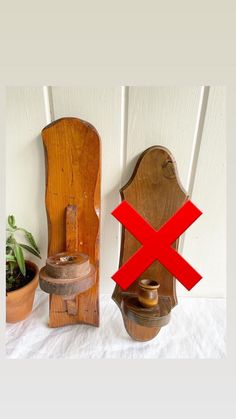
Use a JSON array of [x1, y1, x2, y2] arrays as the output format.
[[162, 159, 176, 179]]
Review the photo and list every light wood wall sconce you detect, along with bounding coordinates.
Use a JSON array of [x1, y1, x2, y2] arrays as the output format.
[[39, 117, 101, 328], [112, 146, 187, 342]]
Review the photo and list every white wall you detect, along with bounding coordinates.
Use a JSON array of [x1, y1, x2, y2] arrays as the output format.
[[6, 86, 226, 297]]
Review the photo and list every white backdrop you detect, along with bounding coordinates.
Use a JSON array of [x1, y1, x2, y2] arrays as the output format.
[[6, 86, 226, 297]]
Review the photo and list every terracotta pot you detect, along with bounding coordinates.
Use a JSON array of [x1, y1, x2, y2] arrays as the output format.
[[138, 279, 160, 308], [6, 261, 39, 323]]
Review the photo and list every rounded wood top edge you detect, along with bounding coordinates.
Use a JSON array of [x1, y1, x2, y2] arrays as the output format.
[[120, 145, 188, 199], [41, 117, 101, 143]]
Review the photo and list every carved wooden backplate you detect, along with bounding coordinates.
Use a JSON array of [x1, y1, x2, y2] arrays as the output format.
[[112, 146, 188, 340], [42, 117, 100, 328]]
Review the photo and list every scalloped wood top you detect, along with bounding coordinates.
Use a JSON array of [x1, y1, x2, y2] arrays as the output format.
[[42, 117, 100, 260], [113, 146, 188, 309]]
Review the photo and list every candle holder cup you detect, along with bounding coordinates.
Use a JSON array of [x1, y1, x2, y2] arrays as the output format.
[[138, 279, 160, 308]]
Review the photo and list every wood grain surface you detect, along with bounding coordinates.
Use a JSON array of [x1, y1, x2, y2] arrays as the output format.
[[42, 117, 100, 328], [112, 146, 188, 341]]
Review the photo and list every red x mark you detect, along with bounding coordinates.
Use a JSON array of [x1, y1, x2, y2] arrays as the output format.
[[112, 200, 202, 291]]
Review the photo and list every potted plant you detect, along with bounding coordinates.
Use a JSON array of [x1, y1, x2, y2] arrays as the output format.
[[6, 215, 41, 323]]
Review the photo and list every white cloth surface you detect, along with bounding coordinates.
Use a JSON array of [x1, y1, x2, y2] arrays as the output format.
[[6, 290, 226, 359]]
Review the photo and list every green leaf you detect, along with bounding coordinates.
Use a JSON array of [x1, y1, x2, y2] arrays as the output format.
[[6, 235, 14, 244], [8, 260, 17, 275], [6, 254, 16, 262], [24, 231, 40, 254], [14, 244, 26, 276], [6, 246, 12, 254], [19, 243, 41, 259], [8, 215, 16, 229]]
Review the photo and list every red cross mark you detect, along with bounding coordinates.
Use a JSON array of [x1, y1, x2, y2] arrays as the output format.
[[112, 200, 203, 291]]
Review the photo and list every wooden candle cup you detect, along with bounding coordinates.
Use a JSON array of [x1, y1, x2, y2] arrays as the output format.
[[138, 279, 160, 308]]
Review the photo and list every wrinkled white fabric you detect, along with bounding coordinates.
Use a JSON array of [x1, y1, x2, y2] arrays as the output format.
[[6, 289, 226, 359]]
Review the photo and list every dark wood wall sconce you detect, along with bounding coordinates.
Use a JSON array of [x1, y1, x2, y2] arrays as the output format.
[[112, 146, 188, 342], [39, 117, 100, 328]]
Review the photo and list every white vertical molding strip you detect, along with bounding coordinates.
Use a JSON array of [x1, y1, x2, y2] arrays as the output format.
[[120, 86, 129, 186], [118, 86, 129, 254], [186, 86, 210, 198], [43, 86, 54, 124], [178, 86, 210, 254]]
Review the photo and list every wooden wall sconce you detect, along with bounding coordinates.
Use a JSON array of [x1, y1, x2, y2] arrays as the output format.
[[39, 117, 101, 328], [112, 146, 188, 342]]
